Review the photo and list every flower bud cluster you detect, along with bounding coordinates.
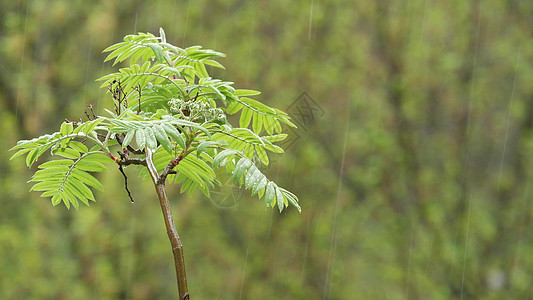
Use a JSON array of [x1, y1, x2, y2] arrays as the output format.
[[169, 98, 226, 122]]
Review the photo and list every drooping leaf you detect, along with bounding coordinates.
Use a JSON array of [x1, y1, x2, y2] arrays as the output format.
[[149, 43, 165, 63], [232, 158, 252, 185], [212, 149, 240, 168], [280, 188, 301, 212], [275, 184, 284, 212], [255, 145, 269, 165], [196, 141, 218, 156], [264, 182, 276, 208], [153, 125, 173, 154], [136, 128, 146, 150], [161, 123, 186, 150], [144, 127, 158, 150]]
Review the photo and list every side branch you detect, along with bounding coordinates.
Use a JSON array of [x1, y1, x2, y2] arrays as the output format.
[[158, 150, 187, 184], [117, 157, 146, 167]]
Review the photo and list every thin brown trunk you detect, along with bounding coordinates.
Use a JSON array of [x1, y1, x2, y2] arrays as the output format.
[[146, 149, 189, 299]]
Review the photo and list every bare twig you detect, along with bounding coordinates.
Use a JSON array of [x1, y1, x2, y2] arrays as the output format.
[[118, 165, 134, 203]]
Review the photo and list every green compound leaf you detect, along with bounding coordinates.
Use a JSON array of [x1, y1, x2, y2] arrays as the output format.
[[28, 152, 109, 209], [211, 152, 300, 212]]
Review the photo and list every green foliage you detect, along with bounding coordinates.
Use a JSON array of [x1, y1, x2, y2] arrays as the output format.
[[10, 119, 108, 209], [5, 1, 533, 299], [10, 28, 300, 212]]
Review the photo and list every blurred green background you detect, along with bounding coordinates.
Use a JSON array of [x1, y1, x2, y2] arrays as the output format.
[[2, 0, 533, 299]]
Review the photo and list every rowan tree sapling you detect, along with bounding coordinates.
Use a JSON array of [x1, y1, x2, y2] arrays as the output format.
[[10, 28, 300, 299]]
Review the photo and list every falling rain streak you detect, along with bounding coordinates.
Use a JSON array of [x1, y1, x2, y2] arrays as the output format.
[[449, 1, 484, 297], [308, 0, 315, 41], [15, 1, 30, 119], [498, 47, 522, 191], [460, 194, 472, 300], [323, 106, 350, 299]]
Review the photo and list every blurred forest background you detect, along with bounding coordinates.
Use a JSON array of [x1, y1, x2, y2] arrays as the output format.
[[2, 0, 533, 299]]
